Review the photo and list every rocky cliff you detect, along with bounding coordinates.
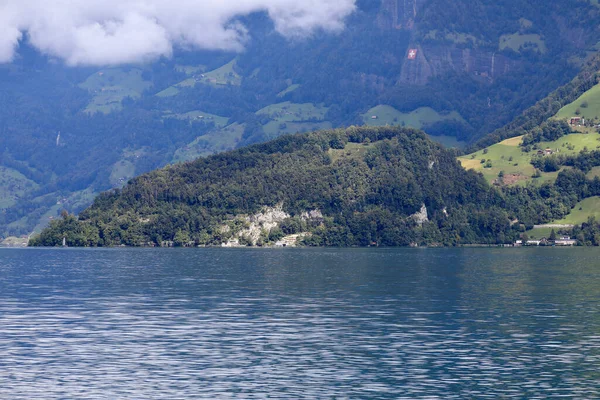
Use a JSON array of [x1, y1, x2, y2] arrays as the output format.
[[399, 44, 518, 85], [377, 0, 426, 30]]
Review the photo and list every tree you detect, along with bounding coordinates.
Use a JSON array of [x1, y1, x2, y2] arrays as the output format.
[[549, 229, 556, 241], [173, 230, 191, 247]]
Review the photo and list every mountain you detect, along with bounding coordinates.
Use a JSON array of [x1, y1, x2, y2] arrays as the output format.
[[4, 0, 600, 238], [30, 126, 521, 247], [33, 124, 600, 247]]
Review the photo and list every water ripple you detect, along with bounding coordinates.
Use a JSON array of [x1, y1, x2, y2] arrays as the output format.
[[0, 247, 599, 398]]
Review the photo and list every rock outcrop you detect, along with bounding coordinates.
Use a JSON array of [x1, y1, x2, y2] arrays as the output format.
[[377, 0, 426, 30], [222, 205, 323, 247], [399, 45, 518, 85], [412, 203, 429, 225]]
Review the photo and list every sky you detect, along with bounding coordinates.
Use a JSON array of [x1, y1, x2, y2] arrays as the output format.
[[0, 0, 356, 66]]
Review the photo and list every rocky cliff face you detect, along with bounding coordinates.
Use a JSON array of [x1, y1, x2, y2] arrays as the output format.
[[398, 44, 519, 85], [377, 0, 426, 30], [221, 205, 324, 247], [376, 1, 519, 85]]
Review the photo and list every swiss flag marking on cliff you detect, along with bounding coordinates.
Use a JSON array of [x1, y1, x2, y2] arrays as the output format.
[[407, 49, 418, 59]]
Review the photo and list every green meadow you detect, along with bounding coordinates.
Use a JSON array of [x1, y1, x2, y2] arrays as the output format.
[[553, 197, 600, 225], [459, 132, 600, 186], [0, 167, 38, 209], [554, 84, 600, 122], [499, 33, 547, 53], [277, 84, 301, 98], [166, 111, 230, 128], [362, 105, 465, 130], [157, 59, 242, 97], [173, 123, 246, 163], [79, 68, 152, 114]]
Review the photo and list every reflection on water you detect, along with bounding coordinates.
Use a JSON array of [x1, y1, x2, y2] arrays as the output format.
[[0, 248, 599, 398]]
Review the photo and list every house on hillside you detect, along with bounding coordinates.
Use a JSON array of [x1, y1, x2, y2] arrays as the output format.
[[536, 148, 555, 156], [570, 117, 584, 126]]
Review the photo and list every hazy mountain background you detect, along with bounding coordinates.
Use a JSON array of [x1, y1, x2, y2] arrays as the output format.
[[2, 0, 600, 236]]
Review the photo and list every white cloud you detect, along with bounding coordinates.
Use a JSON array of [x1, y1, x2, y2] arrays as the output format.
[[0, 0, 356, 66]]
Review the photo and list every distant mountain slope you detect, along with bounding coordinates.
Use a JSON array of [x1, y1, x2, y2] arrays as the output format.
[[4, 0, 600, 238]]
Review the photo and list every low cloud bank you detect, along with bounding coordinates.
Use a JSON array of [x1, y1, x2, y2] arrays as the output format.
[[0, 0, 356, 65]]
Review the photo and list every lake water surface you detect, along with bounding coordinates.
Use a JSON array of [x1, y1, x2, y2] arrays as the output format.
[[1, 248, 599, 398]]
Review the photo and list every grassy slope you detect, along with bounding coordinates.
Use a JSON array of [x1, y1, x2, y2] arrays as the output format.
[[362, 105, 465, 129], [277, 84, 301, 98], [0, 167, 39, 209], [175, 64, 207, 75], [459, 132, 600, 185], [199, 59, 241, 86], [165, 111, 229, 128], [257, 102, 331, 137], [460, 81, 600, 228], [79, 68, 152, 114], [257, 102, 328, 121], [525, 197, 600, 239], [172, 123, 245, 163], [499, 33, 547, 53], [362, 105, 467, 148], [555, 84, 600, 121], [553, 197, 600, 224], [459, 136, 533, 184], [158, 59, 242, 98]]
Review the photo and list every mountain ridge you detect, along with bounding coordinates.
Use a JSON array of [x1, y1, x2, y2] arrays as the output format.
[[4, 0, 600, 237]]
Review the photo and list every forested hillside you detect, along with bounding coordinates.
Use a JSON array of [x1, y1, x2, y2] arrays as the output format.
[[30, 127, 513, 246], [4, 0, 600, 238], [32, 126, 600, 247]]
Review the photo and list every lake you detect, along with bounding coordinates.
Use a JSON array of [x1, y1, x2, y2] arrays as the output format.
[[1, 247, 599, 398]]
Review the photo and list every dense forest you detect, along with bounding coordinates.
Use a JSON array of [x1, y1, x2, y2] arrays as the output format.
[[30, 126, 600, 247], [4, 0, 600, 237]]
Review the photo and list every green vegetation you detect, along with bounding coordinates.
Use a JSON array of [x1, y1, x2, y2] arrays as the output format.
[[428, 135, 466, 149], [5, 0, 600, 238], [31, 127, 529, 247], [256, 102, 331, 138], [165, 110, 229, 128], [0, 167, 38, 209], [460, 130, 600, 186], [79, 68, 152, 113], [262, 121, 333, 138], [277, 84, 301, 98], [586, 166, 600, 179], [553, 197, 600, 225], [500, 33, 547, 54], [175, 64, 207, 75], [459, 136, 533, 185], [257, 102, 328, 122], [471, 55, 600, 151], [156, 59, 242, 97], [172, 123, 245, 163], [198, 59, 242, 86], [524, 226, 556, 240], [362, 106, 465, 129], [109, 160, 136, 187], [554, 84, 600, 121], [156, 86, 180, 97], [35, 124, 600, 247], [423, 30, 480, 45]]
